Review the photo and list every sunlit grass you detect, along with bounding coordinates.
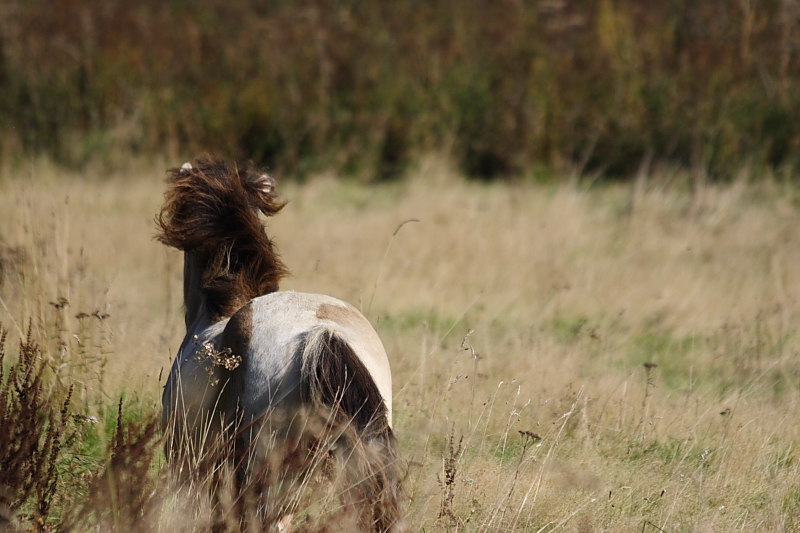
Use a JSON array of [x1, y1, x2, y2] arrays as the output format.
[[1, 160, 800, 530]]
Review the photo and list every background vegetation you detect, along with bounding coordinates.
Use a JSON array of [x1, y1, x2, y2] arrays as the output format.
[[2, 0, 800, 179]]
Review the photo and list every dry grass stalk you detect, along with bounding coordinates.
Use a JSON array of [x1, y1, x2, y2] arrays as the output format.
[[0, 322, 73, 532]]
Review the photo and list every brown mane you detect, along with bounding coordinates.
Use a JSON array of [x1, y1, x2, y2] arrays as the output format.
[[156, 158, 289, 321]]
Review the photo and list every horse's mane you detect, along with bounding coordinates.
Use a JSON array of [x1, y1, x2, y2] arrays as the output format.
[[156, 158, 289, 322]]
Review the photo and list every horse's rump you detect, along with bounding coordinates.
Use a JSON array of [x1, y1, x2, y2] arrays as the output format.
[[217, 323, 402, 532], [299, 327, 403, 532], [300, 327, 391, 437]]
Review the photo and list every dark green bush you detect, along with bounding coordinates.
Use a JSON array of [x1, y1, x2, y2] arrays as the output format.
[[1, 0, 798, 179]]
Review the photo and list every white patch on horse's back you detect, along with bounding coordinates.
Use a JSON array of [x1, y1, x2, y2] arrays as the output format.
[[245, 291, 393, 423], [181, 162, 193, 171]]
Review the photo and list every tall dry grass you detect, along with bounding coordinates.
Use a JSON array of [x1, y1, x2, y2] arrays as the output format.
[[1, 160, 800, 530]]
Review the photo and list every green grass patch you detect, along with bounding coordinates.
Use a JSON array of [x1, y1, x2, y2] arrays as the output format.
[[627, 331, 701, 390]]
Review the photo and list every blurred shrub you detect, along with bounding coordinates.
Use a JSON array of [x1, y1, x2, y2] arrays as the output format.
[[1, 0, 799, 179]]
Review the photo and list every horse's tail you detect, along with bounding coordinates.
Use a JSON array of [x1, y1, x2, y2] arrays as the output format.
[[300, 327, 404, 533]]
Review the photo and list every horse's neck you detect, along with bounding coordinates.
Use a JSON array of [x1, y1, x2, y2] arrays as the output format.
[[183, 252, 211, 333], [174, 253, 228, 369]]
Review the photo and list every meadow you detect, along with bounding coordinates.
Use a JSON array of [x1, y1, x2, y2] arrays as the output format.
[[2, 159, 800, 531]]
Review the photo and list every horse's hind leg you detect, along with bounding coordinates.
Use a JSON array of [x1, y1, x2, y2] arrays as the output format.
[[324, 420, 404, 533], [300, 329, 404, 532]]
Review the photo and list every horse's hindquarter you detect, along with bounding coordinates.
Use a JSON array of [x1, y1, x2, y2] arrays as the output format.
[[230, 291, 393, 426]]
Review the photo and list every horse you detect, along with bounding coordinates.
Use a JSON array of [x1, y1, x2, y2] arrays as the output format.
[[156, 158, 402, 532]]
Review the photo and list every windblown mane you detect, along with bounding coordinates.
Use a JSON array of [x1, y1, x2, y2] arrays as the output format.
[[156, 158, 289, 321]]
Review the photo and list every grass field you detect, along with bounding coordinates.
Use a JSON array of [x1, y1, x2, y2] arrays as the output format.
[[2, 159, 800, 531]]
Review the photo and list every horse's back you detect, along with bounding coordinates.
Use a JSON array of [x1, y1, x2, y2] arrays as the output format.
[[222, 290, 392, 425]]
